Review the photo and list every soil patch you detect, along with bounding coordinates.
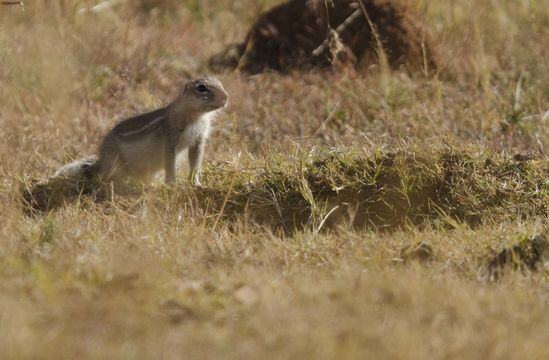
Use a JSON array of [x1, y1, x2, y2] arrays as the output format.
[[209, 0, 437, 74]]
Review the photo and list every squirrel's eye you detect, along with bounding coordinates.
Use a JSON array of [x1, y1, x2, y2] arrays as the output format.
[[196, 84, 209, 93]]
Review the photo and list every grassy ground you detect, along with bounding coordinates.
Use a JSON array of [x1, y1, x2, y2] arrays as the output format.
[[1, 0, 548, 358]]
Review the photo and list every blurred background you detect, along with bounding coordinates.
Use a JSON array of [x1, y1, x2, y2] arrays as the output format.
[[1, 0, 547, 175]]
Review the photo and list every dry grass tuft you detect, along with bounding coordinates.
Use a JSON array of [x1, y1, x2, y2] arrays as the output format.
[[173, 147, 548, 232]]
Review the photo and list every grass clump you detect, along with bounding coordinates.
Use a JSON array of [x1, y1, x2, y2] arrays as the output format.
[[485, 233, 549, 281], [167, 147, 548, 232]]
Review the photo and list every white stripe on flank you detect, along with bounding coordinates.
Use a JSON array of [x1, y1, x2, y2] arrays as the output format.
[[118, 115, 165, 137]]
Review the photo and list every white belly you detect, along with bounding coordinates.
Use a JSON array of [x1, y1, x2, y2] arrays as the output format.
[[177, 115, 212, 150], [118, 111, 215, 181]]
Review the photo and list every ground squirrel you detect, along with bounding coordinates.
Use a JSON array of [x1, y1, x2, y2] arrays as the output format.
[[25, 77, 228, 212], [92, 77, 228, 185]]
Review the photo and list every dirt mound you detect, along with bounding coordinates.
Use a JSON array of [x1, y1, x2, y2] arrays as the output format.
[[21, 175, 100, 215], [209, 0, 437, 74]]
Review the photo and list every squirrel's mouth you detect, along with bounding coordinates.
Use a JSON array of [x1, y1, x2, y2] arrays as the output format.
[[208, 100, 228, 110]]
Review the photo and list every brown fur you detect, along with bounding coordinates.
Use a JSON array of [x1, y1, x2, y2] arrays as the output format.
[[95, 78, 228, 185], [22, 78, 228, 214]]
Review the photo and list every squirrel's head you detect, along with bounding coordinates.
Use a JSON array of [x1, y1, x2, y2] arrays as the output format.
[[176, 77, 229, 114]]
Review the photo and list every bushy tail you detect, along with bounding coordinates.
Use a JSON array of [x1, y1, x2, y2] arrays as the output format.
[[22, 157, 102, 214]]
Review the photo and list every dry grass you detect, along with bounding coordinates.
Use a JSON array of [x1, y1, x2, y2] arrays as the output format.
[[1, 0, 548, 358]]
